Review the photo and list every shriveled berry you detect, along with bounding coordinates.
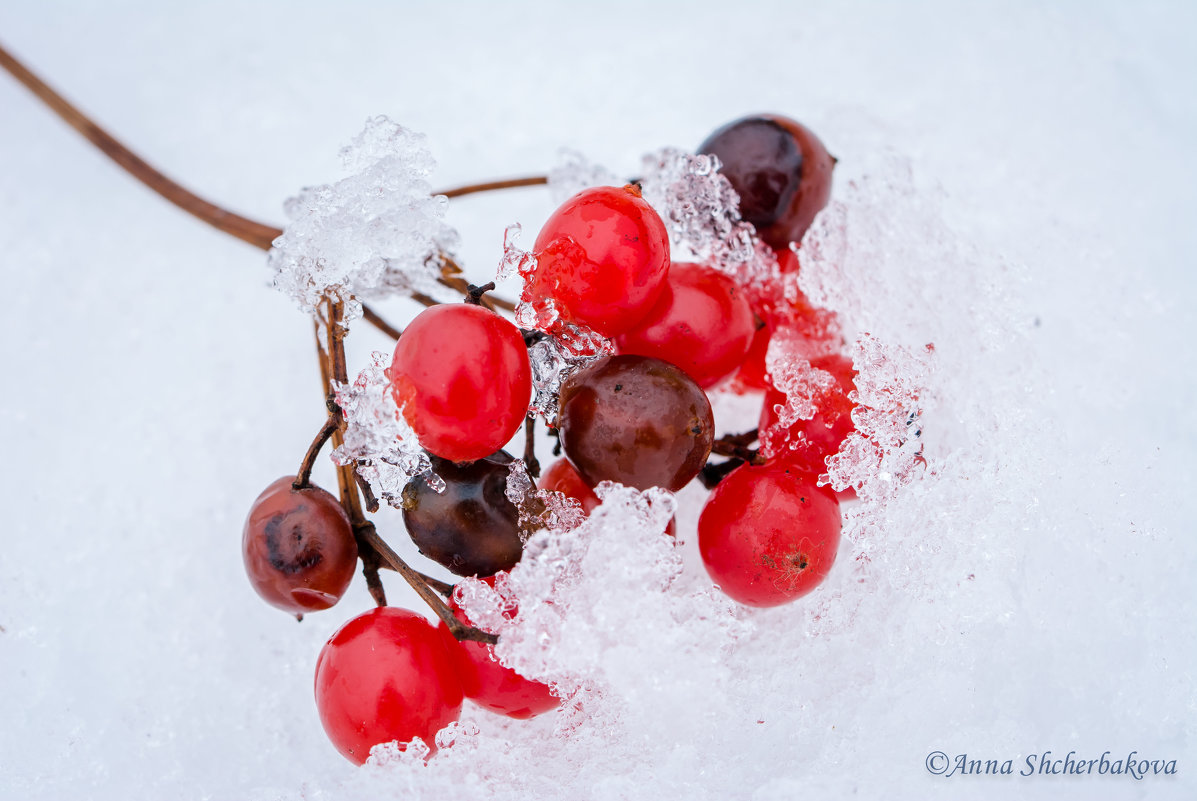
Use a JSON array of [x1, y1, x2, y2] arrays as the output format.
[[242, 476, 357, 615]]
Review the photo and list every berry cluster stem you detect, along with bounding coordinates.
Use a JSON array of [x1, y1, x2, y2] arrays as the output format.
[[319, 298, 496, 645]]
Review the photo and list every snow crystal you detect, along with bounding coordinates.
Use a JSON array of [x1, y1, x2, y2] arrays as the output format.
[[504, 459, 587, 541], [824, 334, 931, 501], [547, 149, 620, 205], [268, 116, 460, 324], [638, 147, 778, 292], [331, 351, 440, 505]]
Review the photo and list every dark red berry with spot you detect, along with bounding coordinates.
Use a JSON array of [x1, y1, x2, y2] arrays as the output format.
[[558, 355, 714, 492], [242, 476, 357, 615]]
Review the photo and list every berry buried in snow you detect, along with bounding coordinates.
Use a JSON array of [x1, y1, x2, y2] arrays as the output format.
[[314, 606, 463, 764], [699, 114, 834, 249], [390, 303, 532, 463], [241, 476, 357, 615], [530, 185, 671, 337], [759, 352, 857, 476], [557, 354, 714, 492], [614, 261, 756, 389], [698, 462, 841, 607], [437, 575, 558, 720]]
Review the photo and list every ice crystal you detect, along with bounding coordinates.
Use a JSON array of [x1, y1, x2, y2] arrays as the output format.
[[823, 334, 931, 502], [638, 147, 778, 293], [548, 149, 619, 205], [331, 351, 440, 506], [268, 116, 459, 324]]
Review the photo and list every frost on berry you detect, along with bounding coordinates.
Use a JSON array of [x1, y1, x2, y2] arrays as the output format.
[[547, 149, 619, 205], [525, 335, 608, 425], [504, 460, 588, 541], [638, 147, 778, 294], [453, 482, 750, 704], [496, 222, 614, 361], [267, 116, 460, 325], [823, 334, 931, 503], [331, 352, 441, 505]]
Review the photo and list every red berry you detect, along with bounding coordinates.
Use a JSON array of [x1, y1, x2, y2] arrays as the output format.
[[539, 457, 600, 513], [390, 304, 532, 463], [698, 114, 834, 248], [698, 463, 841, 607], [558, 355, 714, 492], [242, 476, 357, 615], [530, 185, 670, 337], [614, 262, 755, 388], [437, 577, 557, 720], [314, 607, 463, 764], [759, 353, 857, 475]]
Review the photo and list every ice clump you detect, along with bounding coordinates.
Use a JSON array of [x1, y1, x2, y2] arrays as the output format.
[[494, 219, 614, 360], [547, 149, 620, 205], [331, 351, 440, 505], [268, 116, 460, 324], [455, 482, 752, 704], [638, 147, 778, 292]]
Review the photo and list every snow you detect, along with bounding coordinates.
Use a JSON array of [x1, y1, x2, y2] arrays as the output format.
[[1, 2, 1195, 800]]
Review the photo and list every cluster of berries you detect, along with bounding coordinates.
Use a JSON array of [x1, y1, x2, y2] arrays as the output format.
[[242, 114, 857, 763]]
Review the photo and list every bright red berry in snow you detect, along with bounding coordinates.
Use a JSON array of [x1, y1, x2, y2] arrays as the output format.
[[698, 463, 841, 607], [242, 476, 357, 615], [390, 303, 532, 463], [530, 185, 670, 337], [614, 261, 755, 388], [558, 355, 714, 492], [314, 607, 463, 764], [437, 577, 558, 720], [698, 114, 834, 249], [731, 283, 841, 394], [759, 353, 857, 475]]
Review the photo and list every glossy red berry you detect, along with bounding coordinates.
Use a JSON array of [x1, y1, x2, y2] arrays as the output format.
[[614, 262, 755, 388], [558, 355, 714, 492], [698, 463, 841, 607], [539, 457, 600, 513], [698, 114, 834, 248], [314, 607, 463, 764], [437, 577, 557, 720], [390, 303, 532, 463], [242, 476, 357, 615], [530, 185, 670, 337], [759, 353, 857, 475]]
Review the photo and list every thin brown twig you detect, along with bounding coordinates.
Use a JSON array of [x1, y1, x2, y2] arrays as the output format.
[[439, 176, 548, 198], [523, 415, 541, 480], [0, 42, 518, 330], [293, 415, 338, 490], [321, 300, 494, 643]]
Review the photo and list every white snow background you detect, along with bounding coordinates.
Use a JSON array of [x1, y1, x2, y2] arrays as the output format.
[[1, 1, 1194, 799]]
